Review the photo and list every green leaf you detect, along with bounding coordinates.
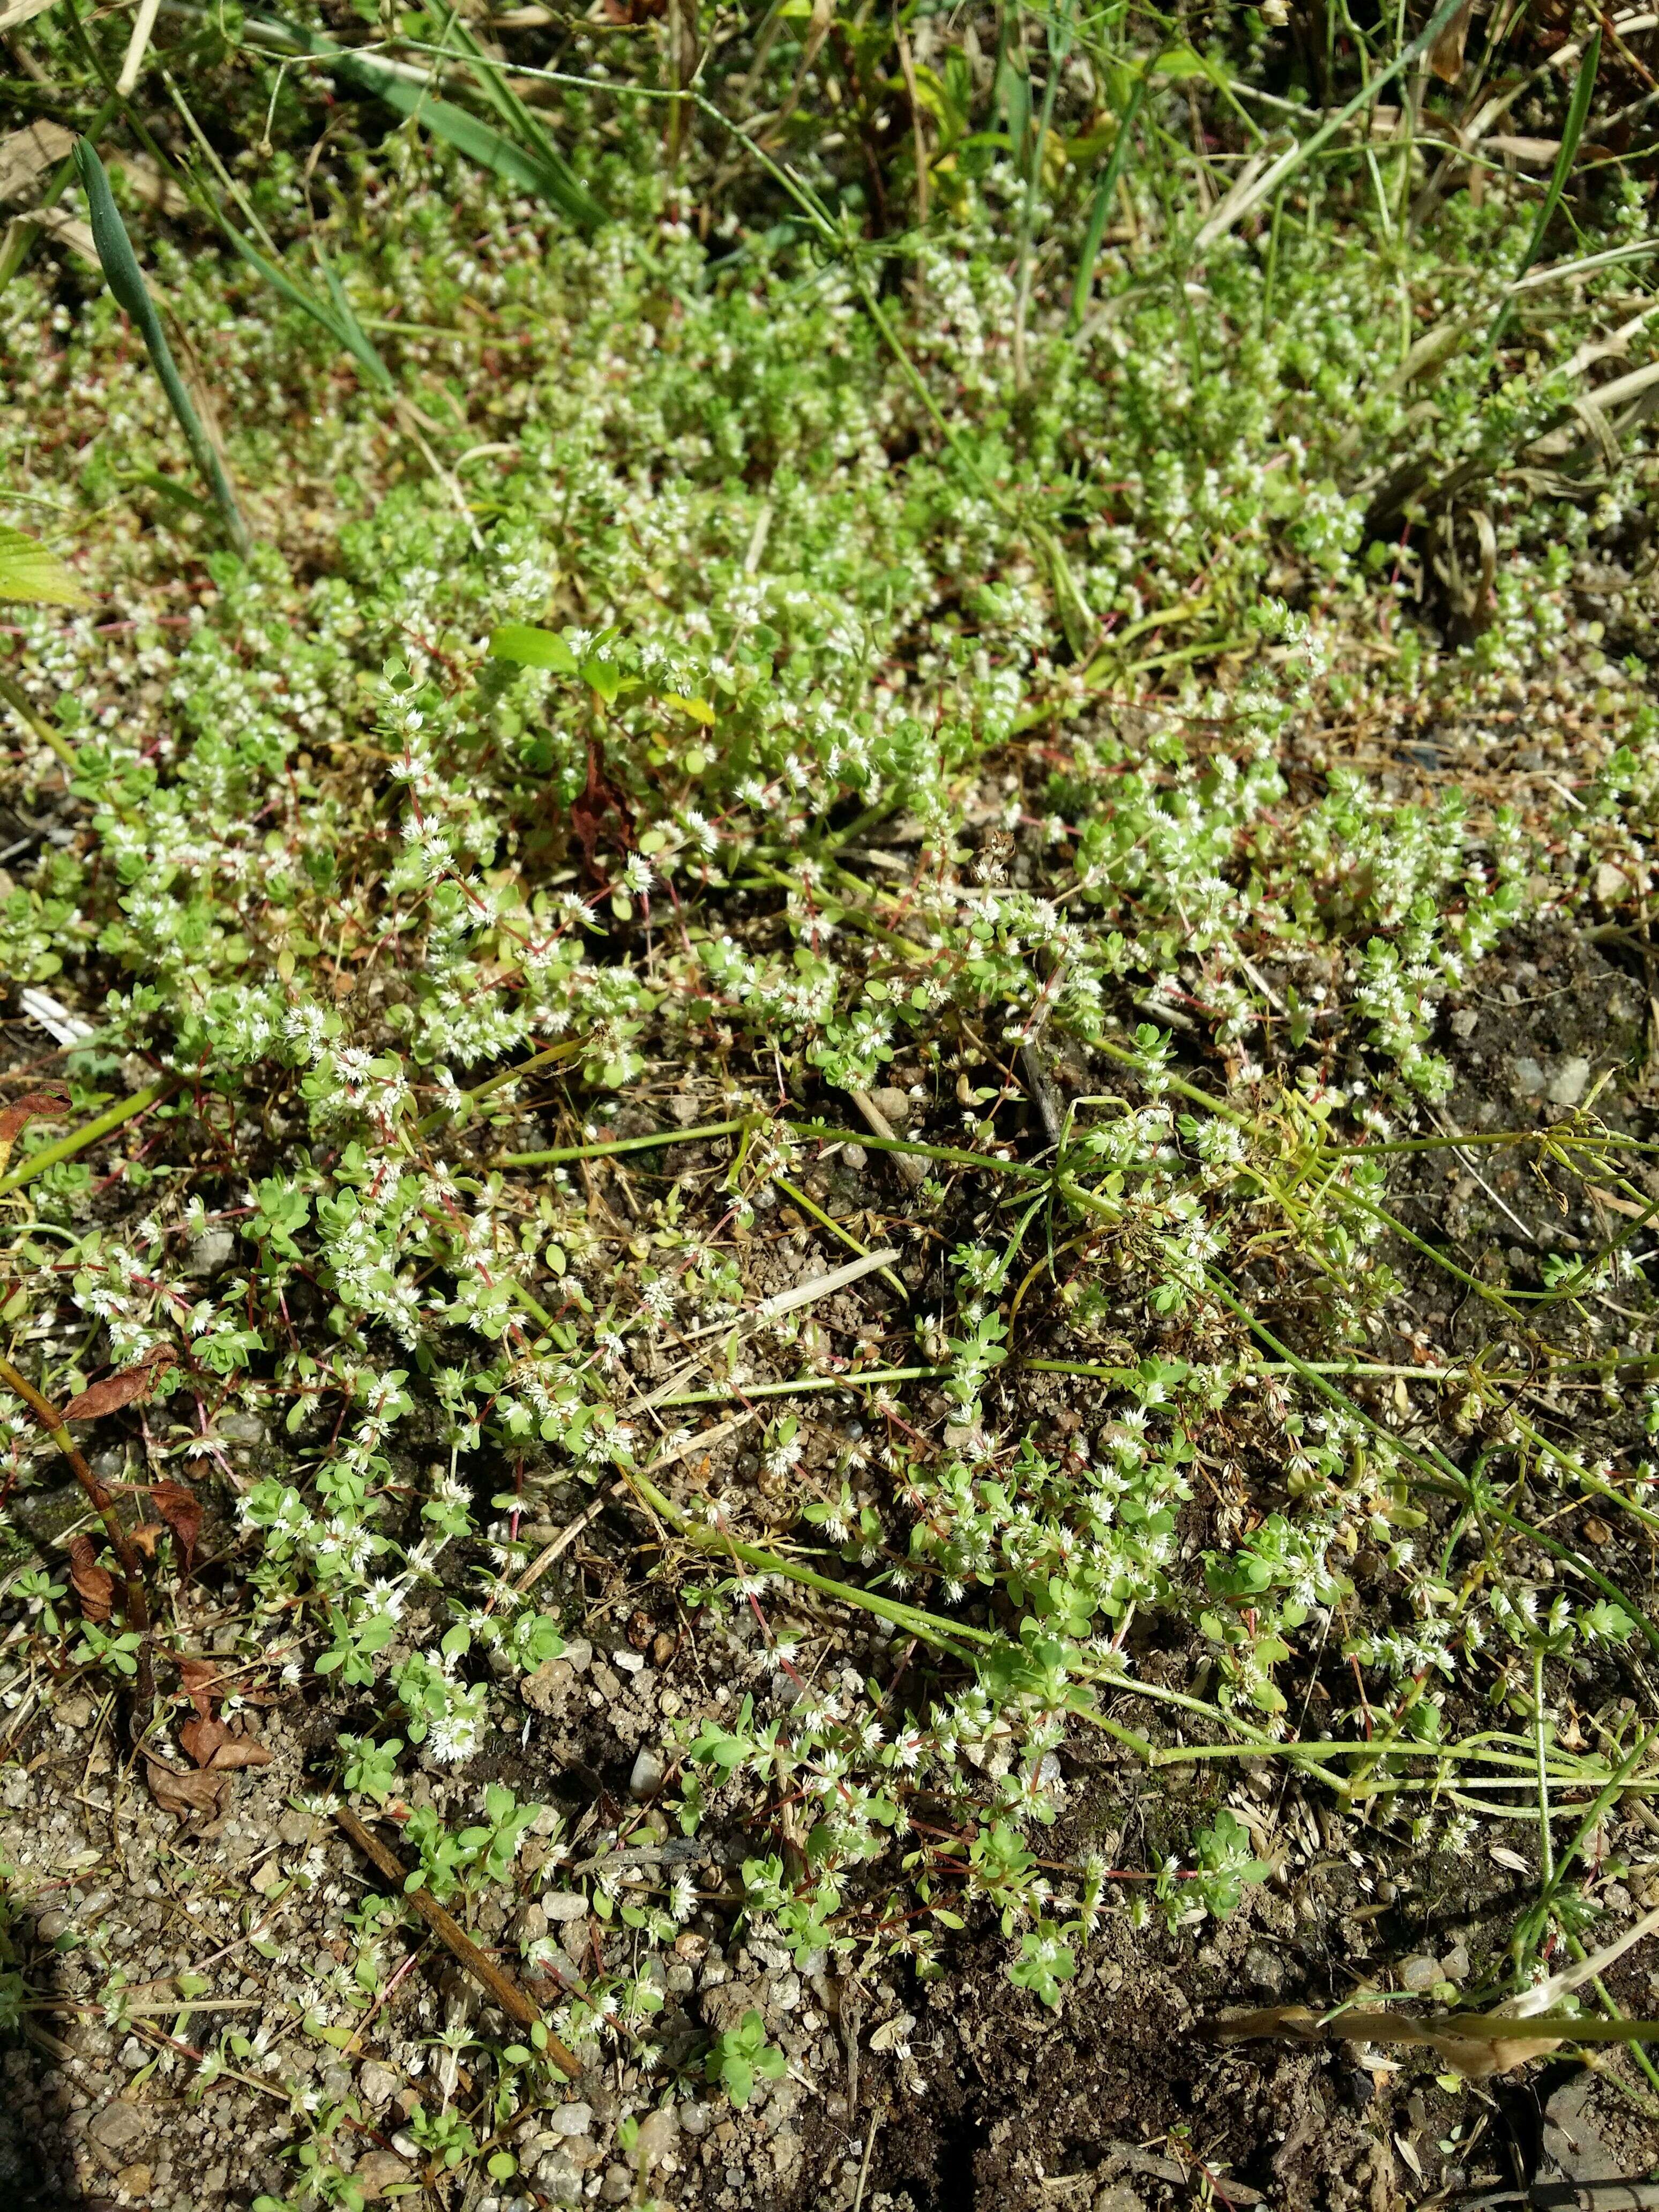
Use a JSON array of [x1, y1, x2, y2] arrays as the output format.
[[489, 623, 578, 675], [0, 522, 88, 608], [581, 653, 622, 704]]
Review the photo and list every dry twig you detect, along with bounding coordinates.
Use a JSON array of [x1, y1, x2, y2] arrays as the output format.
[[334, 1804, 581, 2078]]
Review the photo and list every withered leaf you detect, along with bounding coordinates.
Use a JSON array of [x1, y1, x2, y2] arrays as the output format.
[[571, 736, 636, 881], [1429, 0, 1474, 82], [145, 1755, 228, 1820], [61, 1344, 176, 1423], [176, 1654, 224, 1717], [206, 1736, 273, 1771], [66, 1533, 114, 1624], [180, 1713, 232, 1768], [130, 1522, 167, 1558], [150, 1479, 199, 1579], [0, 1085, 70, 1166]]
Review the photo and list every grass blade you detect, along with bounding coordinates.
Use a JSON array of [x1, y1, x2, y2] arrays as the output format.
[[243, 11, 605, 231], [1192, 0, 1470, 252], [231, 229, 395, 393], [1486, 27, 1601, 354], [72, 139, 252, 557], [160, 71, 395, 395], [1067, 69, 1149, 335]]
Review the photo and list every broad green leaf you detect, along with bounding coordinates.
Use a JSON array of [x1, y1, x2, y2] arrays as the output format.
[[489, 623, 578, 675], [0, 521, 88, 606], [662, 692, 715, 724]]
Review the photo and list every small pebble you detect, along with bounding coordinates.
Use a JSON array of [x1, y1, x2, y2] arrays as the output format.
[[630, 2104, 679, 2170], [1398, 1954, 1441, 1992], [89, 2103, 147, 2152], [629, 1748, 666, 1800], [358, 2061, 399, 2109], [1548, 1055, 1592, 1109], [542, 1892, 588, 1922]]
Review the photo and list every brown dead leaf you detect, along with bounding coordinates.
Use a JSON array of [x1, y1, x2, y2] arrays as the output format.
[[149, 1478, 199, 1579], [571, 736, 636, 881], [180, 1712, 233, 1768], [145, 1755, 228, 1820], [61, 1344, 176, 1424], [1429, 0, 1474, 81], [176, 1654, 224, 1717], [66, 1533, 115, 1624], [207, 1736, 273, 1771], [0, 121, 74, 205], [129, 1522, 167, 1558], [0, 1085, 70, 1177]]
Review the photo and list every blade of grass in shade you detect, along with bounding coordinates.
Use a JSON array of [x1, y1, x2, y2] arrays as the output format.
[[440, 6, 593, 218], [241, 10, 605, 231], [72, 140, 252, 558], [161, 77, 396, 396], [1485, 28, 1600, 355], [230, 229, 395, 394], [1067, 67, 1149, 335], [1191, 0, 1470, 251]]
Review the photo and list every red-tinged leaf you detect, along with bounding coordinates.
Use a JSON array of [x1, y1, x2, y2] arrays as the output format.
[[571, 736, 635, 881], [176, 1654, 223, 1718], [206, 1736, 273, 1771], [180, 1713, 233, 1768], [0, 1085, 70, 1153], [145, 1755, 228, 1820], [150, 1478, 200, 1580], [62, 1344, 177, 1423], [66, 1533, 114, 1624]]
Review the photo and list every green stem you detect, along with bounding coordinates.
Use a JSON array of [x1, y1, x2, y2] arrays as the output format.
[[496, 1118, 750, 1168], [1190, 1261, 1659, 1661], [0, 669, 78, 776], [624, 1463, 993, 1663], [0, 1081, 178, 1200], [416, 1040, 587, 1134], [649, 1366, 953, 1408], [769, 1170, 907, 1299], [497, 1118, 1048, 1180], [1533, 1646, 1556, 1885]]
